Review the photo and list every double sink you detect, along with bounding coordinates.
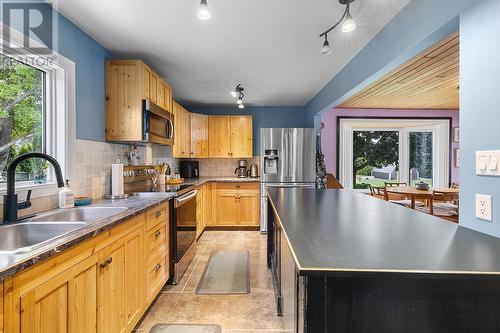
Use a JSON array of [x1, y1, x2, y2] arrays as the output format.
[[0, 207, 128, 255]]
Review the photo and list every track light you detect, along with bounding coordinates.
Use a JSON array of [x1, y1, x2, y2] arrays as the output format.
[[197, 0, 212, 20], [341, 12, 356, 33], [320, 0, 357, 55], [321, 35, 332, 55], [231, 84, 246, 108]]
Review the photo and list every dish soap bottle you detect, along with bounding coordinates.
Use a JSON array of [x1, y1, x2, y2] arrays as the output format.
[[59, 179, 75, 208]]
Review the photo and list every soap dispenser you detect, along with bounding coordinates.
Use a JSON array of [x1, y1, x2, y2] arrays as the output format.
[[59, 179, 75, 208]]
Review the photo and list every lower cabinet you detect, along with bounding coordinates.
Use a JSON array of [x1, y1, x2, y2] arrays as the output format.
[[98, 224, 144, 333], [8, 202, 170, 333], [20, 254, 99, 333], [215, 183, 259, 226]]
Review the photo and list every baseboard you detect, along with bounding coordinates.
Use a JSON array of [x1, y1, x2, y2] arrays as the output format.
[[204, 225, 260, 231]]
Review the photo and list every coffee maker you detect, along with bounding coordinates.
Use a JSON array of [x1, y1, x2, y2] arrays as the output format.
[[235, 160, 248, 178]]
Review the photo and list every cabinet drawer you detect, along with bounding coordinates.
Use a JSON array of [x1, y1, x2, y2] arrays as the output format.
[[217, 182, 259, 192], [147, 202, 168, 230], [147, 257, 168, 300], [147, 221, 167, 254], [147, 242, 167, 266]]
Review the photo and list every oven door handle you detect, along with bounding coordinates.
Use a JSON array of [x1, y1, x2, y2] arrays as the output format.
[[174, 190, 198, 208]]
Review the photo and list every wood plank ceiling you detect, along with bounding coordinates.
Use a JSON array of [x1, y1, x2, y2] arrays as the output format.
[[338, 31, 459, 110]]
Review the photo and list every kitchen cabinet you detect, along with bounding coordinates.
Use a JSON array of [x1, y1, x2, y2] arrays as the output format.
[[20, 254, 99, 333], [98, 224, 144, 333], [191, 113, 209, 158], [208, 116, 253, 158], [203, 182, 213, 228], [196, 185, 203, 239], [173, 101, 192, 158], [7, 203, 171, 333], [106, 59, 173, 143], [215, 183, 259, 226], [230, 116, 253, 158]]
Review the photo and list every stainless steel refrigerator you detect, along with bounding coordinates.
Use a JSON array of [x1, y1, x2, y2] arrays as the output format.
[[260, 128, 317, 232]]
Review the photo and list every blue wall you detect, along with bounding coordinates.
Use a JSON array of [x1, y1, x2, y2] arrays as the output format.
[[459, 0, 500, 237], [187, 106, 306, 155], [0, 1, 114, 141]]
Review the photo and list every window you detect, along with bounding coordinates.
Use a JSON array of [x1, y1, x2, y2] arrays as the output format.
[[0, 24, 75, 196], [339, 119, 450, 189], [0, 54, 46, 183]]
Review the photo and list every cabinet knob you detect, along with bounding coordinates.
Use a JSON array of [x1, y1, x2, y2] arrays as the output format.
[[155, 230, 161, 238], [155, 211, 161, 218], [100, 257, 113, 269], [155, 263, 162, 271], [236, 185, 240, 189]]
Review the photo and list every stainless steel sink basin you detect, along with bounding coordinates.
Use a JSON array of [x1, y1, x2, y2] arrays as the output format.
[[31, 207, 128, 223], [0, 222, 87, 254]]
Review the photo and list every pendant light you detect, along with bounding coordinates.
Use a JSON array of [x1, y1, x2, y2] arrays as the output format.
[[319, 0, 357, 55], [197, 0, 212, 20]]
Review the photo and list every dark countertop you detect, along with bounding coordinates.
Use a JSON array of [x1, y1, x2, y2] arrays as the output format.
[[184, 176, 260, 185], [267, 188, 500, 276], [0, 193, 174, 280]]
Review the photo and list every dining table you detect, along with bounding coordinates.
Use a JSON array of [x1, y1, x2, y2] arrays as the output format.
[[384, 186, 459, 210]]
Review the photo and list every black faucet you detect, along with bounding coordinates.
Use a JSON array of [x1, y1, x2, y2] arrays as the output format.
[[3, 153, 65, 223]]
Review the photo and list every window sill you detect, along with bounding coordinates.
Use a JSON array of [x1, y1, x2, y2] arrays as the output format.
[[0, 182, 60, 199]]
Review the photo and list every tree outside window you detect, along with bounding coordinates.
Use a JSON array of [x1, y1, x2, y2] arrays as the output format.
[[0, 54, 46, 183]]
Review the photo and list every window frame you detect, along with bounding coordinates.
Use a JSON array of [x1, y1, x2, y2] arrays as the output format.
[[338, 117, 451, 190], [0, 22, 76, 199]]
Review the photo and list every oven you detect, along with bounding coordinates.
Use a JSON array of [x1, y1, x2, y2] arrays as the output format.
[[171, 187, 198, 284]]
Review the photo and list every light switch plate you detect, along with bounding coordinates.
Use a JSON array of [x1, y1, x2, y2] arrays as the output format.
[[476, 151, 500, 176], [476, 194, 492, 221]]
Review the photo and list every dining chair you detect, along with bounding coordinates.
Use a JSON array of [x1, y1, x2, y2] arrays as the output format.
[[417, 190, 459, 223], [385, 182, 408, 187], [368, 185, 385, 199]]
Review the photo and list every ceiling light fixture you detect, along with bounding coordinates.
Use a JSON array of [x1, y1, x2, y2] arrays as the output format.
[[320, 0, 357, 55], [231, 84, 246, 109], [197, 0, 212, 20]]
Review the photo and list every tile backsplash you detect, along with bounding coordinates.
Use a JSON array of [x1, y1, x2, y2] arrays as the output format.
[[197, 157, 260, 177]]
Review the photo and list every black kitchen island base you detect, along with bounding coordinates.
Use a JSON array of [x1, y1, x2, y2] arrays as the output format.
[[301, 274, 500, 333]]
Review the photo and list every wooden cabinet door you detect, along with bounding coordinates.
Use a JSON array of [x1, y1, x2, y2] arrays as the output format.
[[98, 227, 144, 333], [191, 113, 208, 158], [142, 66, 151, 100], [150, 72, 158, 104], [230, 116, 253, 158], [173, 101, 181, 157], [105, 62, 142, 141], [181, 106, 192, 158], [20, 254, 99, 333], [163, 82, 173, 113], [209, 116, 232, 157], [238, 192, 260, 225], [203, 182, 212, 228], [196, 185, 203, 239], [216, 191, 239, 225], [157, 81, 165, 109]]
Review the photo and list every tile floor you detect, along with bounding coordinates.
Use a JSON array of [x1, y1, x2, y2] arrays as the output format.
[[136, 231, 285, 333]]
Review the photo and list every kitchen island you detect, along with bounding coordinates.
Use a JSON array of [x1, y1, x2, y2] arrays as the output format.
[[267, 188, 500, 333]]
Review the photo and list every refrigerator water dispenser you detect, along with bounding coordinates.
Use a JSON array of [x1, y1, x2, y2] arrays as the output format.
[[264, 149, 279, 175]]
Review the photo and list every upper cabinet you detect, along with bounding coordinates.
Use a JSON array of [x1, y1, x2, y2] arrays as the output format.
[[173, 101, 191, 158], [106, 59, 173, 142], [209, 116, 252, 158], [191, 113, 209, 158]]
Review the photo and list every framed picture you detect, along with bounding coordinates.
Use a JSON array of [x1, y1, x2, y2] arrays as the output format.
[[453, 128, 460, 142], [454, 148, 460, 167]]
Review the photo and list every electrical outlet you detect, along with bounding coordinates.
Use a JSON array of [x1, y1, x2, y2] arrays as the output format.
[[476, 194, 492, 221]]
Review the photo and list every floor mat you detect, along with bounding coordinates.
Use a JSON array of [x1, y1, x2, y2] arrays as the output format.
[[149, 324, 222, 333], [196, 250, 250, 295]]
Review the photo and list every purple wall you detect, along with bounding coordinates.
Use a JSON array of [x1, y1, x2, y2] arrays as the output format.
[[320, 108, 460, 184]]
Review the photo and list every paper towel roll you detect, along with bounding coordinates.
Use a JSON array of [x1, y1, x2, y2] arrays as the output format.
[[111, 164, 124, 196]]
